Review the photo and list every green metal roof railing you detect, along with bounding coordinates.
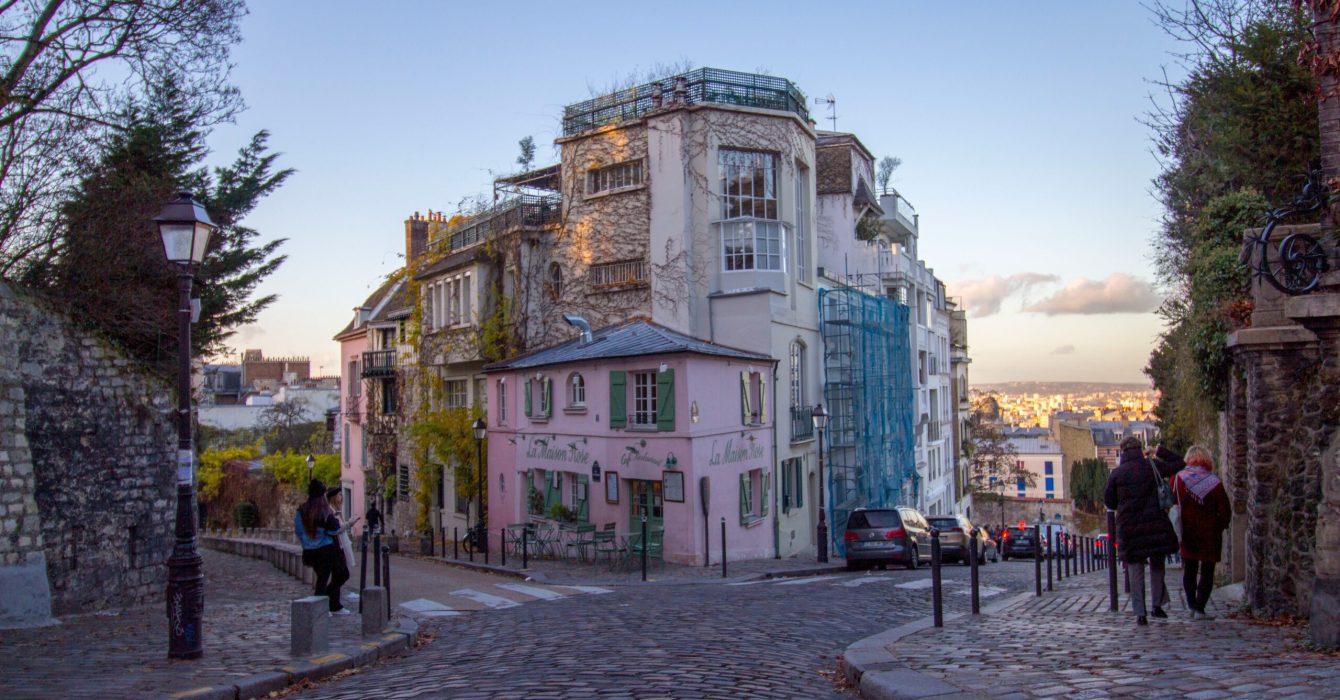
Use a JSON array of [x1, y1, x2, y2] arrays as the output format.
[[562, 68, 809, 136]]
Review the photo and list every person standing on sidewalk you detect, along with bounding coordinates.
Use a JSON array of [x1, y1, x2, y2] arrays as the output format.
[[1104, 437, 1184, 626], [365, 501, 383, 535], [1173, 445, 1231, 620], [295, 480, 352, 615]]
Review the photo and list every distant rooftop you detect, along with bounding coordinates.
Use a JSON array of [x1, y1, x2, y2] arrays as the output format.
[[562, 68, 809, 136]]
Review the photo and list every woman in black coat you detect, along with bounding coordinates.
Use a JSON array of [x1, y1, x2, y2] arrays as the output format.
[[1103, 437, 1184, 625]]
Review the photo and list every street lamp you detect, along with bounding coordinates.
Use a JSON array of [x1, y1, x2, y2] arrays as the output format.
[[472, 418, 487, 550], [156, 191, 215, 660], [306, 453, 315, 484], [811, 403, 830, 563]]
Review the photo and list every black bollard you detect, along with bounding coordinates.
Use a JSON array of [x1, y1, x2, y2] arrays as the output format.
[[454, 527, 459, 560], [1107, 510, 1119, 611], [469, 525, 474, 563], [969, 528, 980, 615], [382, 544, 391, 620], [641, 513, 648, 583], [441, 526, 446, 557], [429, 527, 435, 556], [501, 528, 507, 567], [484, 526, 489, 566], [721, 517, 727, 579], [1034, 525, 1042, 596], [1046, 533, 1054, 592], [931, 528, 944, 627], [358, 531, 368, 614], [373, 532, 383, 586], [522, 526, 529, 569]]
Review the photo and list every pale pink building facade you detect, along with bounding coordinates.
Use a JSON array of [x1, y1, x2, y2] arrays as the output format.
[[484, 319, 777, 565]]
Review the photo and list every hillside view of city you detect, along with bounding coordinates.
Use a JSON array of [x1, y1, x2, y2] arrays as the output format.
[[971, 381, 1157, 428]]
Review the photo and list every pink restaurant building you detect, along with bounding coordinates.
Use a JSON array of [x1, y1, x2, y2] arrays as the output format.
[[484, 319, 778, 565]]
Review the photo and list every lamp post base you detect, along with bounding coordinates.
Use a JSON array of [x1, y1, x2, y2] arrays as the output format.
[[166, 483, 204, 659]]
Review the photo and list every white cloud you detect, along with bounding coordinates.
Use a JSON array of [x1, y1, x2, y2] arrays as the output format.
[[1024, 273, 1162, 316], [949, 273, 1058, 318]]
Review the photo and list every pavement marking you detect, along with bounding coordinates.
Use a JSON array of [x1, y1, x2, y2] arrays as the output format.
[[555, 585, 614, 595], [450, 588, 521, 609], [399, 598, 461, 617], [774, 575, 840, 586], [952, 585, 1005, 598], [835, 575, 892, 588], [725, 579, 773, 586], [496, 583, 567, 601], [895, 578, 935, 590]]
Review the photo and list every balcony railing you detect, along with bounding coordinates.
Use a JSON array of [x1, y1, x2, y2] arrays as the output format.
[[589, 258, 648, 289], [433, 195, 561, 254], [790, 405, 815, 442], [562, 68, 809, 136], [361, 350, 395, 378]]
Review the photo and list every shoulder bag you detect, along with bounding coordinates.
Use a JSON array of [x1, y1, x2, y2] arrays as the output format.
[[1162, 468, 1182, 541]]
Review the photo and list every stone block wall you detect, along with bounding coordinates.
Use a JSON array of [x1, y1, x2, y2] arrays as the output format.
[[0, 284, 174, 620]]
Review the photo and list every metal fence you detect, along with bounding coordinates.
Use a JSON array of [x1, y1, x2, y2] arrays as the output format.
[[589, 258, 648, 288], [562, 68, 809, 136], [438, 195, 561, 253]]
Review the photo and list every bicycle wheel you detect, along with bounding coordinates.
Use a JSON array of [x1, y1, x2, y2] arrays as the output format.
[[1267, 232, 1329, 295]]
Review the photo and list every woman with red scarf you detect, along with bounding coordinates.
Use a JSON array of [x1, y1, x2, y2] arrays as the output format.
[[1173, 445, 1232, 620]]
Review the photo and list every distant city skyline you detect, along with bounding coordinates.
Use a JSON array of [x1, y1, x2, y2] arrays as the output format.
[[204, 2, 1182, 383]]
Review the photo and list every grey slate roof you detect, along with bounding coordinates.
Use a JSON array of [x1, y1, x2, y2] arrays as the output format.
[[484, 319, 774, 372]]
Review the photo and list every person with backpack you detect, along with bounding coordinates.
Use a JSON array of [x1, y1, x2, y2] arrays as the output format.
[[1103, 437, 1185, 626]]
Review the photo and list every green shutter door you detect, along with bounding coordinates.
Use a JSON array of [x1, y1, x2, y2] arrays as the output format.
[[739, 473, 749, 525], [609, 371, 626, 428], [740, 372, 750, 425], [761, 472, 770, 517], [794, 460, 803, 508], [577, 474, 589, 522], [545, 470, 561, 515], [543, 377, 553, 418], [758, 375, 767, 424], [524, 379, 533, 417], [656, 368, 675, 432]]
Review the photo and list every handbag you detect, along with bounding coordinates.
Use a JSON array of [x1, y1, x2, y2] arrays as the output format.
[[1151, 461, 1175, 510], [1168, 476, 1183, 541]]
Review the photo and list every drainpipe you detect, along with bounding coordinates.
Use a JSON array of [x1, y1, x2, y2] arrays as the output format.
[[772, 361, 781, 559]]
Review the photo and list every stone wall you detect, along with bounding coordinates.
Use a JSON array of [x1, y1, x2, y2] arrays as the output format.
[[0, 283, 175, 624]]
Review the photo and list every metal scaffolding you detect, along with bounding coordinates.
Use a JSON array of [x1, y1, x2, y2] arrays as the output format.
[[819, 286, 916, 556]]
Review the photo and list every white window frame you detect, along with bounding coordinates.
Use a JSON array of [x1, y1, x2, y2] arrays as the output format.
[[632, 371, 657, 427], [795, 163, 810, 284], [569, 373, 586, 407], [587, 160, 644, 195], [497, 378, 508, 425], [444, 379, 468, 409], [789, 341, 805, 409], [719, 148, 784, 272], [721, 220, 785, 272]]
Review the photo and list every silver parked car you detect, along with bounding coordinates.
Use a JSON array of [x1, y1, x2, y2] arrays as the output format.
[[926, 514, 990, 565], [843, 507, 932, 571]]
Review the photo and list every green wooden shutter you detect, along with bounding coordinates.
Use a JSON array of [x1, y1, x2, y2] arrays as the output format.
[[759, 375, 768, 424], [740, 371, 750, 425], [656, 368, 675, 432], [609, 371, 626, 428], [762, 472, 770, 517], [524, 379, 533, 417], [739, 473, 749, 525], [577, 475, 589, 522], [543, 377, 553, 418], [794, 461, 803, 508], [781, 459, 792, 512]]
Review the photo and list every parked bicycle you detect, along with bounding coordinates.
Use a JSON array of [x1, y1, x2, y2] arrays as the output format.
[[1239, 169, 1331, 295], [460, 523, 488, 555]]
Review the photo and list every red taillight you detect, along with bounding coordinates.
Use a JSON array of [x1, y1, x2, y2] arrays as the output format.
[[885, 528, 906, 539], [844, 531, 859, 542], [949, 527, 963, 533], [1002, 532, 1010, 539]]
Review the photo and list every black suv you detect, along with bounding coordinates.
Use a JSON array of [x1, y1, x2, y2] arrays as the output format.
[[843, 506, 932, 571], [1001, 526, 1048, 560]]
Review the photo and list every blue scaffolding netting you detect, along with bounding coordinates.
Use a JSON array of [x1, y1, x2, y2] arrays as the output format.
[[819, 286, 917, 557]]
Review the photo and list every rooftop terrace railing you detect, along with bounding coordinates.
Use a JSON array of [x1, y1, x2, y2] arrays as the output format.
[[437, 194, 561, 253], [562, 68, 809, 136]]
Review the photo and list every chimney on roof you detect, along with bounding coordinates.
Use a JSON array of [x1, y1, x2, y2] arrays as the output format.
[[563, 314, 594, 345], [405, 212, 429, 264]]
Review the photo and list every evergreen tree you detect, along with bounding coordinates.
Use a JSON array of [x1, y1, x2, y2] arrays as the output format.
[[28, 80, 291, 367]]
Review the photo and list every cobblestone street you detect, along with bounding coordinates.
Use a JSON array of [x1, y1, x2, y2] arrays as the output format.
[[296, 558, 1041, 699]]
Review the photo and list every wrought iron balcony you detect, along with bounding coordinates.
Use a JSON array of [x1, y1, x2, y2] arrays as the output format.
[[790, 405, 815, 443], [562, 68, 809, 136], [361, 350, 396, 378], [434, 195, 560, 254]]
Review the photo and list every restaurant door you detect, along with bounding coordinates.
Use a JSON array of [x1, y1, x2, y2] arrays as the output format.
[[628, 479, 664, 530]]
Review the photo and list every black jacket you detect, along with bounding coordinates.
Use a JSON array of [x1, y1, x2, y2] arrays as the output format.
[[1103, 445, 1184, 563]]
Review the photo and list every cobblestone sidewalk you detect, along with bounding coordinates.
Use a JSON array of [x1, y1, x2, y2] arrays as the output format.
[[0, 549, 385, 700], [847, 566, 1340, 699]]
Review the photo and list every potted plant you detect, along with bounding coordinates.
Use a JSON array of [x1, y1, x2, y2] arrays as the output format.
[[547, 502, 578, 525]]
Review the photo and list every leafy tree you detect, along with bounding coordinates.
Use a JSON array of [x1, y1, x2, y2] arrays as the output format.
[[408, 405, 488, 534], [262, 451, 339, 490], [0, 0, 246, 275], [1144, 1, 1318, 447], [965, 400, 1032, 527], [1069, 458, 1110, 513], [198, 445, 260, 501], [877, 156, 901, 193], [24, 80, 291, 368], [257, 397, 317, 454], [516, 136, 536, 171]]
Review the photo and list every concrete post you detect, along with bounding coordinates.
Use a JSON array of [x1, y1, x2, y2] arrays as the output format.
[[360, 586, 387, 636], [290, 596, 330, 657]]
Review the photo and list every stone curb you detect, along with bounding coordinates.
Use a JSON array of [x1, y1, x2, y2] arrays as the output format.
[[158, 617, 419, 700], [841, 592, 1031, 700]]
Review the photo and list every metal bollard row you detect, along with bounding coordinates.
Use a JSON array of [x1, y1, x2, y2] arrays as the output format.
[[931, 528, 944, 627]]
